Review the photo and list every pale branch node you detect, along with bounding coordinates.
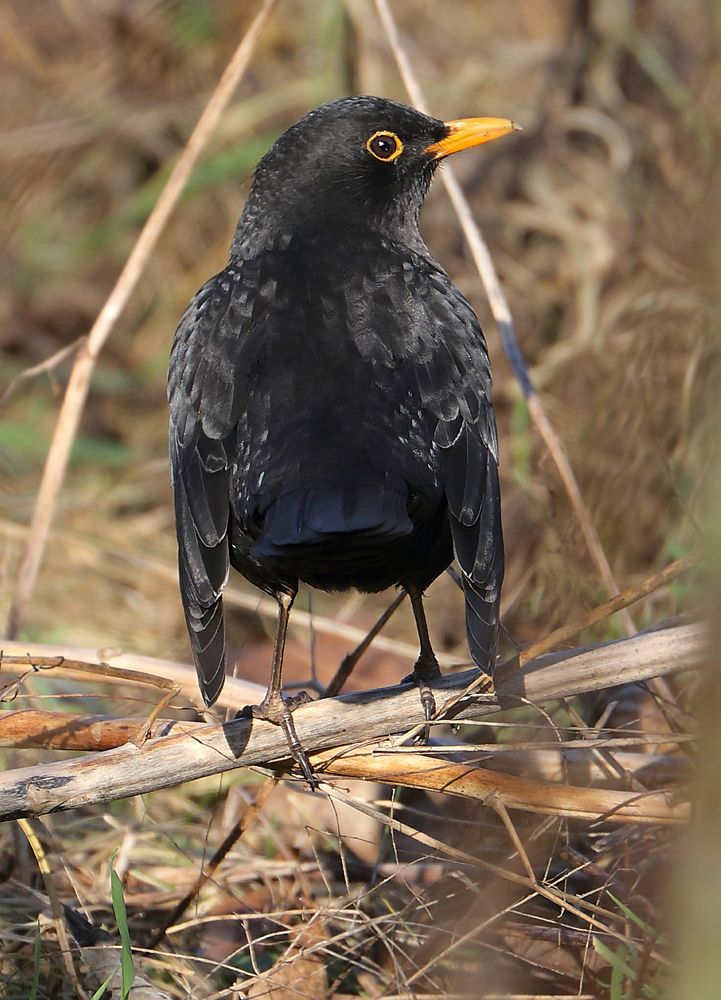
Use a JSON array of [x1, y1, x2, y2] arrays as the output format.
[[0, 622, 702, 822]]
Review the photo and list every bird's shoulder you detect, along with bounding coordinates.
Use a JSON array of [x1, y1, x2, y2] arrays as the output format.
[[168, 233, 494, 451], [371, 241, 497, 453], [168, 251, 283, 452]]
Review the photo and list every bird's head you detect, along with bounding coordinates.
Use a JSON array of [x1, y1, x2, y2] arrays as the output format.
[[232, 96, 518, 256]]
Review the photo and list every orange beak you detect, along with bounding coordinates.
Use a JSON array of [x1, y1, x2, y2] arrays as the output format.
[[424, 117, 521, 160]]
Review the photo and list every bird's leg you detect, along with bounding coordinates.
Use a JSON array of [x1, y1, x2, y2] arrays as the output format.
[[249, 590, 318, 790], [405, 586, 442, 742]]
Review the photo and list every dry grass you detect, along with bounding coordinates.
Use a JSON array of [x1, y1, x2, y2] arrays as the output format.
[[0, 0, 718, 996]]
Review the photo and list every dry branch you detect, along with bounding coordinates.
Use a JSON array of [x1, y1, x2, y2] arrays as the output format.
[[0, 709, 688, 787], [0, 622, 703, 822], [0, 642, 264, 707], [0, 711, 200, 751], [519, 555, 696, 664], [312, 747, 687, 825]]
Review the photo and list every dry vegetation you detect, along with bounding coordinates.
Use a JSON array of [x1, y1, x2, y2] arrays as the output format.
[[0, 0, 718, 997]]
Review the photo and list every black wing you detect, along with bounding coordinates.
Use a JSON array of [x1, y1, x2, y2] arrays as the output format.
[[415, 266, 504, 670], [168, 267, 249, 706]]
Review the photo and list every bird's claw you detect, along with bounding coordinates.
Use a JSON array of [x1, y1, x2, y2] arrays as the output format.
[[278, 711, 320, 791], [284, 690, 313, 710], [239, 691, 319, 791], [415, 681, 437, 744], [401, 655, 441, 745]]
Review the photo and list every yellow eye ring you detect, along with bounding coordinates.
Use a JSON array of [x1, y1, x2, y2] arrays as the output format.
[[366, 130, 404, 163]]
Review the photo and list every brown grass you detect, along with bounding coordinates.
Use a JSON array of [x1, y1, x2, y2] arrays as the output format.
[[0, 0, 717, 996]]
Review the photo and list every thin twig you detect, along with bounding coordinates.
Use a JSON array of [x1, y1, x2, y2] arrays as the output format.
[[5, 0, 279, 640], [519, 554, 696, 665], [323, 590, 408, 698], [0, 338, 86, 406], [146, 777, 277, 949], [0, 653, 183, 726], [370, 0, 634, 633], [0, 641, 264, 707], [0, 649, 183, 748], [487, 793, 539, 883]]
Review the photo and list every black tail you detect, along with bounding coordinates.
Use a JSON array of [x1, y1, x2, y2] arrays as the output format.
[[251, 481, 413, 559], [461, 574, 501, 670], [446, 456, 504, 673]]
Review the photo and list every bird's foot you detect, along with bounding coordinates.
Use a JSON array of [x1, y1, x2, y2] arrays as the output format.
[[240, 691, 319, 791], [401, 654, 442, 744]]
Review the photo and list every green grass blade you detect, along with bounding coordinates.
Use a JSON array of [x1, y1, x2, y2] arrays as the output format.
[[90, 969, 119, 1000], [607, 891, 655, 935], [111, 866, 135, 1000], [595, 937, 635, 987]]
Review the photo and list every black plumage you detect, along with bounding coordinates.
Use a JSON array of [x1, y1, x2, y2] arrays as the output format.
[[168, 96, 515, 776]]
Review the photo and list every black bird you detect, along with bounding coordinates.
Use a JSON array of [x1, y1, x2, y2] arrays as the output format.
[[168, 96, 515, 779]]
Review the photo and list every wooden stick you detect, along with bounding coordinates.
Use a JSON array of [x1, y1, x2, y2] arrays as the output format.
[[313, 747, 687, 825], [0, 710, 196, 751], [0, 643, 264, 708], [0, 710, 688, 787], [0, 622, 703, 822], [519, 555, 696, 664], [5, 0, 279, 639], [0, 708, 689, 796]]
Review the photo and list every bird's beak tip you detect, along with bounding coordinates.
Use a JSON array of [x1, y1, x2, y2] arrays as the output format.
[[425, 116, 521, 159]]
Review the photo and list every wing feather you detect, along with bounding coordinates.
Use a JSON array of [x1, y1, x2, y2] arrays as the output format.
[[168, 266, 249, 706], [415, 267, 504, 672]]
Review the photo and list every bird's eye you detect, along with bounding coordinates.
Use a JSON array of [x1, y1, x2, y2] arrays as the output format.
[[366, 130, 403, 163]]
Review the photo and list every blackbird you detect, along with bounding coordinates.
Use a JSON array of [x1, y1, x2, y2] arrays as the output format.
[[168, 96, 516, 780]]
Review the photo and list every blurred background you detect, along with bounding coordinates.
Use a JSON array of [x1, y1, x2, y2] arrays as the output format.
[[0, 0, 717, 996], [0, 0, 713, 669]]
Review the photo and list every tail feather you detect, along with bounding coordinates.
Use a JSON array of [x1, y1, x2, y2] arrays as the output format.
[[446, 457, 504, 673], [179, 558, 226, 706], [461, 574, 500, 670], [252, 483, 413, 559]]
